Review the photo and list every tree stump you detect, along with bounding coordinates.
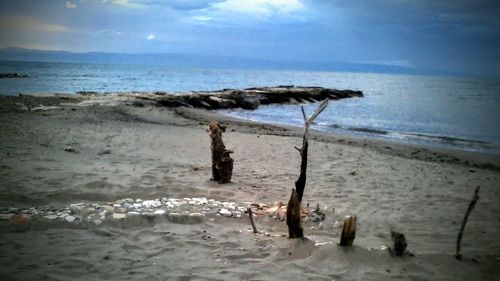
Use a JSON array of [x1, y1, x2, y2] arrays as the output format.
[[340, 216, 357, 246], [286, 189, 303, 238], [208, 121, 233, 184]]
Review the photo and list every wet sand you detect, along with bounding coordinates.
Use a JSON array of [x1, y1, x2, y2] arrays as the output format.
[[0, 95, 499, 280]]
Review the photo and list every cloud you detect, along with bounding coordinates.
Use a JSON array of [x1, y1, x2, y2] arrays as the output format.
[[65, 1, 78, 9], [146, 33, 155, 40], [0, 15, 68, 33], [109, 0, 222, 10], [213, 0, 305, 17]]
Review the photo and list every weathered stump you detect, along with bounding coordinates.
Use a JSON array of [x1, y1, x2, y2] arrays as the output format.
[[286, 189, 303, 238], [391, 231, 407, 256], [208, 122, 233, 184], [340, 216, 357, 246]]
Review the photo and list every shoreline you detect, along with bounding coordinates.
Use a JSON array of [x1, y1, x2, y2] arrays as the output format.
[[2, 92, 500, 171]]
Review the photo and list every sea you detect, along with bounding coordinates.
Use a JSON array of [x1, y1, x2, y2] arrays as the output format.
[[1, 60, 499, 154]]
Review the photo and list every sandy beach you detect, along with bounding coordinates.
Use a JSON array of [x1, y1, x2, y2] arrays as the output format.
[[0, 94, 499, 281]]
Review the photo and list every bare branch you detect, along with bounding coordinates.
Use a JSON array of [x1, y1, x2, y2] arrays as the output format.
[[305, 99, 329, 127]]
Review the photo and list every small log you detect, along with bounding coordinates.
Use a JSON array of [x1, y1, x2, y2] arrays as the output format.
[[455, 186, 480, 260], [246, 208, 258, 234], [391, 231, 407, 256], [208, 122, 233, 184], [286, 189, 303, 238], [340, 216, 357, 246]]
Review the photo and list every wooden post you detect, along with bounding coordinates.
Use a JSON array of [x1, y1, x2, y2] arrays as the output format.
[[208, 121, 233, 184], [456, 186, 480, 260], [391, 231, 407, 256], [286, 100, 329, 238], [247, 208, 258, 234], [340, 216, 357, 246]]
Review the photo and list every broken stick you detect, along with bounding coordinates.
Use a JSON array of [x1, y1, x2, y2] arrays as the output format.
[[455, 186, 480, 260], [247, 207, 258, 234]]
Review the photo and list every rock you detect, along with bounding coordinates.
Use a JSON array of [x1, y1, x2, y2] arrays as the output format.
[[0, 214, 14, 220], [128, 211, 140, 216], [190, 213, 205, 217], [115, 208, 127, 213], [219, 208, 232, 217], [102, 205, 115, 213], [135, 199, 143, 203], [65, 216, 76, 223], [92, 219, 103, 225], [112, 213, 127, 219], [97, 149, 112, 156], [64, 146, 77, 153], [70, 203, 85, 212], [45, 214, 59, 220], [0, 73, 28, 79], [153, 209, 166, 215], [142, 200, 160, 208]]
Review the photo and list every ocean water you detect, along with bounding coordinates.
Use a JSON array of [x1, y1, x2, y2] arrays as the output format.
[[1, 60, 499, 153]]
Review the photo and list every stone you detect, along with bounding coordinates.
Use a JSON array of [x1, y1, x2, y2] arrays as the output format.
[[102, 205, 115, 213], [153, 209, 166, 215], [0, 214, 14, 220], [136, 199, 143, 203], [65, 216, 76, 223], [219, 208, 232, 217], [113, 213, 127, 219], [92, 219, 103, 225], [190, 213, 205, 217], [128, 211, 140, 216], [142, 200, 161, 208], [45, 214, 59, 220]]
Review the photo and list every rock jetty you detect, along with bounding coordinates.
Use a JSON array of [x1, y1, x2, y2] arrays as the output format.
[[0, 73, 28, 79], [149, 86, 363, 110]]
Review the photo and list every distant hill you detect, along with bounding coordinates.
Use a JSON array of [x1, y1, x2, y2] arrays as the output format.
[[0, 47, 445, 76]]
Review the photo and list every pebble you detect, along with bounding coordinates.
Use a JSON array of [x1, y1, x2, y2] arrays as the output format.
[[153, 209, 166, 215], [0, 214, 13, 220], [45, 214, 59, 220], [219, 208, 232, 217], [112, 213, 127, 219], [65, 216, 76, 223], [190, 213, 205, 217]]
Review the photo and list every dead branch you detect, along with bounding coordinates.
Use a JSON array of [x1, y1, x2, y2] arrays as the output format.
[[287, 100, 329, 238], [455, 186, 480, 260]]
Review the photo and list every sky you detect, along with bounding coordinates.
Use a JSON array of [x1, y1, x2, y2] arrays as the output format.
[[0, 0, 499, 77]]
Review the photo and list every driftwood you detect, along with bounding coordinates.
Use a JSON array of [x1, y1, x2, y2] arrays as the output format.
[[390, 230, 408, 256], [340, 216, 357, 246], [208, 122, 233, 184], [286, 100, 329, 238], [246, 208, 258, 234], [153, 86, 362, 110], [286, 189, 303, 238], [455, 186, 480, 260]]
